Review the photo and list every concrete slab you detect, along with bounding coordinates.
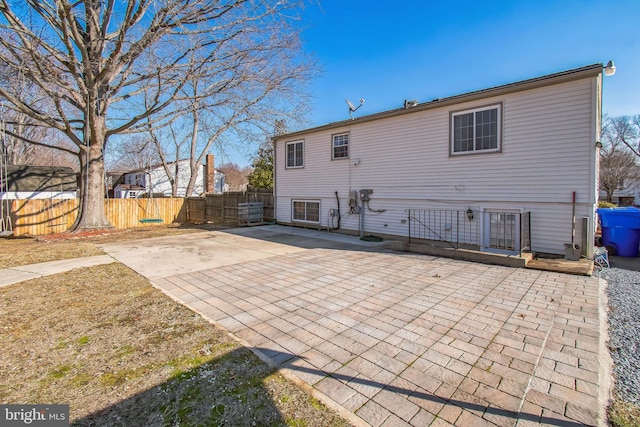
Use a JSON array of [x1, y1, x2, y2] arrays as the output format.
[[0, 255, 116, 287], [99, 225, 387, 280]]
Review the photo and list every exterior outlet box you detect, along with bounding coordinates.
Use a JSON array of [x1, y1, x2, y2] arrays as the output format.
[[359, 189, 372, 201], [329, 209, 339, 217]]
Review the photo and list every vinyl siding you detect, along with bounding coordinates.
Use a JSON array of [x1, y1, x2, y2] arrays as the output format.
[[275, 77, 598, 255]]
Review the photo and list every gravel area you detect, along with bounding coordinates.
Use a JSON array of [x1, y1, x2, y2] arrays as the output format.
[[599, 267, 640, 405]]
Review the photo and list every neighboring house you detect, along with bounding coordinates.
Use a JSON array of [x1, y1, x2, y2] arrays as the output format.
[[105, 172, 124, 198], [0, 165, 77, 200], [223, 182, 249, 193], [273, 64, 608, 257], [113, 183, 146, 199], [599, 179, 640, 206], [112, 154, 225, 198]]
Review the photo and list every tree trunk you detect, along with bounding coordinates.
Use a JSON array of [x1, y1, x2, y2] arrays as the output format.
[[72, 130, 112, 231], [172, 162, 179, 196], [186, 157, 200, 197]]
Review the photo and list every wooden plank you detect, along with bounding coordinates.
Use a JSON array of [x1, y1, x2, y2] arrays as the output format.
[[10, 198, 186, 236], [187, 198, 205, 223], [183, 189, 274, 225]]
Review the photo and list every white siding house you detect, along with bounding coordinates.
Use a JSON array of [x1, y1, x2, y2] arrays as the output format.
[[113, 183, 145, 199], [116, 157, 224, 198], [273, 64, 606, 257], [120, 160, 203, 197]]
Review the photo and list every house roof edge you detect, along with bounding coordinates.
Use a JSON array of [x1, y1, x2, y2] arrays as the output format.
[[273, 63, 604, 141]]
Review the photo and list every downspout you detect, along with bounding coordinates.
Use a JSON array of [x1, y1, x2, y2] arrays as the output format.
[[272, 138, 277, 224], [360, 198, 365, 237], [335, 191, 341, 229], [587, 72, 603, 259]]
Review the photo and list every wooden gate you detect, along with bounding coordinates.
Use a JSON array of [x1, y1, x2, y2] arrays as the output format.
[[186, 197, 205, 224], [186, 189, 274, 225]]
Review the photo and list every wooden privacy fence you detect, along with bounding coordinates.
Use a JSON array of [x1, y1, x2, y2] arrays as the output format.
[[187, 189, 274, 225], [8, 198, 186, 237]]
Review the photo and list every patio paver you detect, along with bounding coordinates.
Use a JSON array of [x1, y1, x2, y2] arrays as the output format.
[[147, 243, 606, 427]]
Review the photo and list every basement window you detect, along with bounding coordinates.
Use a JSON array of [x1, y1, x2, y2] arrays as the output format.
[[292, 200, 320, 223]]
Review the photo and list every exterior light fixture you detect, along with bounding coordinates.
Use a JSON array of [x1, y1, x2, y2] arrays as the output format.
[[466, 208, 474, 221], [604, 60, 616, 76], [595, 141, 603, 149]]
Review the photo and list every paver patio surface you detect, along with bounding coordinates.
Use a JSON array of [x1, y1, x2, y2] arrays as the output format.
[[104, 227, 607, 427]]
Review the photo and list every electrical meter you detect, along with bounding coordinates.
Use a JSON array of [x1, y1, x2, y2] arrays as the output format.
[[359, 189, 372, 201]]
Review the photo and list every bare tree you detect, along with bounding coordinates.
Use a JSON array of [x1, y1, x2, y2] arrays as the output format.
[[0, 64, 76, 167], [146, 121, 189, 197], [606, 115, 640, 157], [108, 135, 159, 171], [217, 162, 250, 191], [599, 115, 640, 202], [0, 0, 315, 231], [146, 48, 313, 198]]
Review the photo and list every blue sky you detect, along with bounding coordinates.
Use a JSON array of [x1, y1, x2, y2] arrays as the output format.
[[227, 0, 639, 166]]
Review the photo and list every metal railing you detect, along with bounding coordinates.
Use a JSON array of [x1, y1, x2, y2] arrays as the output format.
[[406, 209, 531, 256], [406, 209, 480, 249]]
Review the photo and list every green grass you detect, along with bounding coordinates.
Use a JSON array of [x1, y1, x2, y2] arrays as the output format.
[[1, 262, 350, 427], [114, 344, 137, 359], [609, 399, 640, 427], [71, 373, 93, 387], [48, 365, 72, 379], [99, 366, 150, 387], [76, 335, 90, 346]]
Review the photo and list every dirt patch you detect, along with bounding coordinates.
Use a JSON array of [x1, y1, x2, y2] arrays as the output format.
[[0, 224, 227, 269], [0, 263, 350, 426], [36, 228, 129, 241]]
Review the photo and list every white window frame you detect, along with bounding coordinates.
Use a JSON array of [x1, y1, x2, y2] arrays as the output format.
[[332, 132, 349, 160], [480, 208, 521, 255], [292, 199, 320, 224], [286, 140, 304, 168], [450, 103, 502, 156]]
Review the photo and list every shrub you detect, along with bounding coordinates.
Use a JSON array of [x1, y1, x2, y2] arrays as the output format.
[[598, 201, 618, 208]]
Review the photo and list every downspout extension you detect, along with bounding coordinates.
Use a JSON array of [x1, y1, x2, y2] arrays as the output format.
[[335, 191, 341, 229]]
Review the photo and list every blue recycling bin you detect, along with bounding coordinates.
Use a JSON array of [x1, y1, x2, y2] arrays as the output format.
[[597, 207, 640, 257]]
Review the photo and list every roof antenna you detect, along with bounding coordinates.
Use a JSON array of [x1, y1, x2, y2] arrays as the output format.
[[346, 98, 365, 120]]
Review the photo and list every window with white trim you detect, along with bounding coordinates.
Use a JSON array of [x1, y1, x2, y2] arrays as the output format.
[[292, 200, 320, 223], [451, 104, 501, 154], [482, 209, 521, 255], [332, 132, 349, 159], [286, 140, 304, 168]]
